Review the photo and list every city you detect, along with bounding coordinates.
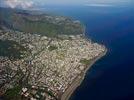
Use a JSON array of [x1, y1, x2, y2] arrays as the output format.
[[0, 30, 106, 100]]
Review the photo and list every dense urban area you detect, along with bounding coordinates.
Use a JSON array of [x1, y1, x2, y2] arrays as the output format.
[[0, 7, 106, 100], [0, 29, 105, 100]]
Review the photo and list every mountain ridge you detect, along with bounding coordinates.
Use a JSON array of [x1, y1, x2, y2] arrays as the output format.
[[0, 7, 84, 37]]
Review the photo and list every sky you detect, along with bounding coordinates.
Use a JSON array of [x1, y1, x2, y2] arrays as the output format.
[[0, 0, 133, 9], [42, 0, 132, 5]]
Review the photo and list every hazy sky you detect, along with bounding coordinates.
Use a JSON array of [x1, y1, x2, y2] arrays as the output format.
[[42, 0, 132, 4], [0, 0, 133, 9]]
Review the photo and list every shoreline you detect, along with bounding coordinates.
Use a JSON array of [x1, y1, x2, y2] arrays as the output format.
[[61, 48, 107, 100], [61, 25, 107, 100]]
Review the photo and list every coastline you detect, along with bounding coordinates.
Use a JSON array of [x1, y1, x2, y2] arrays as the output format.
[[61, 48, 107, 100]]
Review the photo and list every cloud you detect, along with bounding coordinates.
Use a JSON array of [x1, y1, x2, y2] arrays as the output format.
[[84, 3, 115, 7], [4, 0, 34, 9]]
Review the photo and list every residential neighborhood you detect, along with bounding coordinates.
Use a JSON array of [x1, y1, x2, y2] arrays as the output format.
[[0, 30, 106, 100]]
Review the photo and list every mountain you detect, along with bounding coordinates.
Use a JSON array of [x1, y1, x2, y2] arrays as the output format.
[[0, 7, 84, 37]]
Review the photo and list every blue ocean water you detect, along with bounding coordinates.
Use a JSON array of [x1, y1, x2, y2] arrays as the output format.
[[42, 5, 134, 100]]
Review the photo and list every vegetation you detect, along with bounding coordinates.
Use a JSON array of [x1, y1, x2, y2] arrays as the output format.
[[48, 45, 58, 51], [80, 58, 91, 65], [3, 86, 21, 100], [0, 40, 29, 60], [0, 7, 84, 37]]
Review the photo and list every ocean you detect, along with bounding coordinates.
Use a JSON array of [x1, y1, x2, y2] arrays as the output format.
[[41, 4, 134, 100]]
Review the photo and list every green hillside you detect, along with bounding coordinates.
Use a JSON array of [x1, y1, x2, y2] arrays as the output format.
[[0, 40, 29, 60], [0, 7, 84, 37]]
